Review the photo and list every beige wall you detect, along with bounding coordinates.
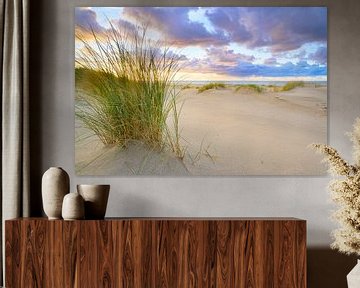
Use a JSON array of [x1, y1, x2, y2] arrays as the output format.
[[29, 1, 360, 286]]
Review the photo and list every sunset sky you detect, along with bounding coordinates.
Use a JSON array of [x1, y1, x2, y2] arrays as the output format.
[[75, 7, 327, 82]]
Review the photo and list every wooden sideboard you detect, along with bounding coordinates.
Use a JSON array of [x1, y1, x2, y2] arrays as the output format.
[[5, 218, 306, 287]]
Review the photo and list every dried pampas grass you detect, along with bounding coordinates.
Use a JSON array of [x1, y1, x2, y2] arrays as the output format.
[[311, 118, 360, 256]]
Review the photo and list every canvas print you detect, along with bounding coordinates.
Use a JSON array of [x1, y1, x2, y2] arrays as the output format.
[[75, 7, 327, 176]]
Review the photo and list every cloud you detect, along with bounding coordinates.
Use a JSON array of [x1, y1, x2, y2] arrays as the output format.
[[207, 7, 327, 52], [293, 50, 307, 60], [309, 46, 327, 65], [74, 7, 327, 79], [205, 46, 254, 67], [228, 60, 327, 77], [166, 50, 189, 61], [180, 47, 255, 75], [184, 57, 327, 78], [205, 8, 252, 43], [264, 57, 278, 65], [75, 8, 105, 34], [122, 7, 229, 47], [180, 46, 326, 78], [114, 19, 139, 36], [76, 7, 327, 55], [75, 8, 143, 43]]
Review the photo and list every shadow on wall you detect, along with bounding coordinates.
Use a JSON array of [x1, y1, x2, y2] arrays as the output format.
[[308, 248, 357, 288], [29, 0, 45, 216]]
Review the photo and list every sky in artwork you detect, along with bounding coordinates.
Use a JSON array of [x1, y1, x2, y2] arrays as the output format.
[[75, 7, 327, 81]]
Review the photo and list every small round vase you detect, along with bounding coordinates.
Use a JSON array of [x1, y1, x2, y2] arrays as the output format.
[[77, 184, 110, 219], [62, 192, 85, 220], [42, 167, 70, 219]]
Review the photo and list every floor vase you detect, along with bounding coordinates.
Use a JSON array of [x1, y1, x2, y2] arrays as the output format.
[[347, 260, 360, 288]]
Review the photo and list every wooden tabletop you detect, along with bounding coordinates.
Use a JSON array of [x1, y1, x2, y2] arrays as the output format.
[[6, 216, 305, 221]]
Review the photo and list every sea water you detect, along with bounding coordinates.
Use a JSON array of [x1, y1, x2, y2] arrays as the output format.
[[177, 80, 327, 87]]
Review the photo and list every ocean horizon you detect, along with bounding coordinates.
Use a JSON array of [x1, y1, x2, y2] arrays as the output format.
[[176, 80, 327, 86]]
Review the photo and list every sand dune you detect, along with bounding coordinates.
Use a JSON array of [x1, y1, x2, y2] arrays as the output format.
[[75, 86, 327, 176], [75, 126, 189, 176]]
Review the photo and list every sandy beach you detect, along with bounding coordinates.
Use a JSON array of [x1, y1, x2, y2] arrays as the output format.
[[75, 85, 327, 176]]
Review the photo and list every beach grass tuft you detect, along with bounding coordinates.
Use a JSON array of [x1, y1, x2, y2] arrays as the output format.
[[281, 81, 305, 91], [75, 24, 184, 158], [181, 84, 193, 90], [197, 82, 226, 93], [235, 84, 264, 93]]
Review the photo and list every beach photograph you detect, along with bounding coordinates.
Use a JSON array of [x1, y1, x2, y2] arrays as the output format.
[[75, 7, 327, 176]]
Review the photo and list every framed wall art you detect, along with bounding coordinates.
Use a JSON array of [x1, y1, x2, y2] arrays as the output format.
[[75, 6, 327, 176]]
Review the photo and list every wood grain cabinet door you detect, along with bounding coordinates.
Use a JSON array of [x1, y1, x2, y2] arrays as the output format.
[[6, 218, 306, 288]]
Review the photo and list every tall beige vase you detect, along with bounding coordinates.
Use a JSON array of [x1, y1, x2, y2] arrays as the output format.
[[347, 260, 360, 288], [42, 167, 70, 219], [77, 184, 110, 219]]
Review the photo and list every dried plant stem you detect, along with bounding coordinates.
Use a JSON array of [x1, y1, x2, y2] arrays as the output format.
[[311, 118, 360, 256]]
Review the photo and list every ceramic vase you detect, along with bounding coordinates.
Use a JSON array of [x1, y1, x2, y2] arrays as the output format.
[[77, 184, 110, 219], [62, 192, 85, 220], [42, 167, 70, 219], [347, 259, 360, 288]]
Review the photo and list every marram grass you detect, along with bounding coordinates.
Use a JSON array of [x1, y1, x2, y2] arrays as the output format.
[[281, 81, 304, 91], [235, 84, 264, 93], [75, 24, 184, 158], [311, 118, 360, 256], [197, 82, 226, 93]]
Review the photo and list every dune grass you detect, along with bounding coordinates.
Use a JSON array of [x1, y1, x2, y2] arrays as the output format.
[[75, 24, 184, 158], [281, 81, 305, 91], [235, 84, 264, 93], [197, 82, 226, 93], [181, 84, 193, 90]]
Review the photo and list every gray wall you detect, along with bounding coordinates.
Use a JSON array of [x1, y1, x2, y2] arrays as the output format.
[[29, 0, 360, 286]]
